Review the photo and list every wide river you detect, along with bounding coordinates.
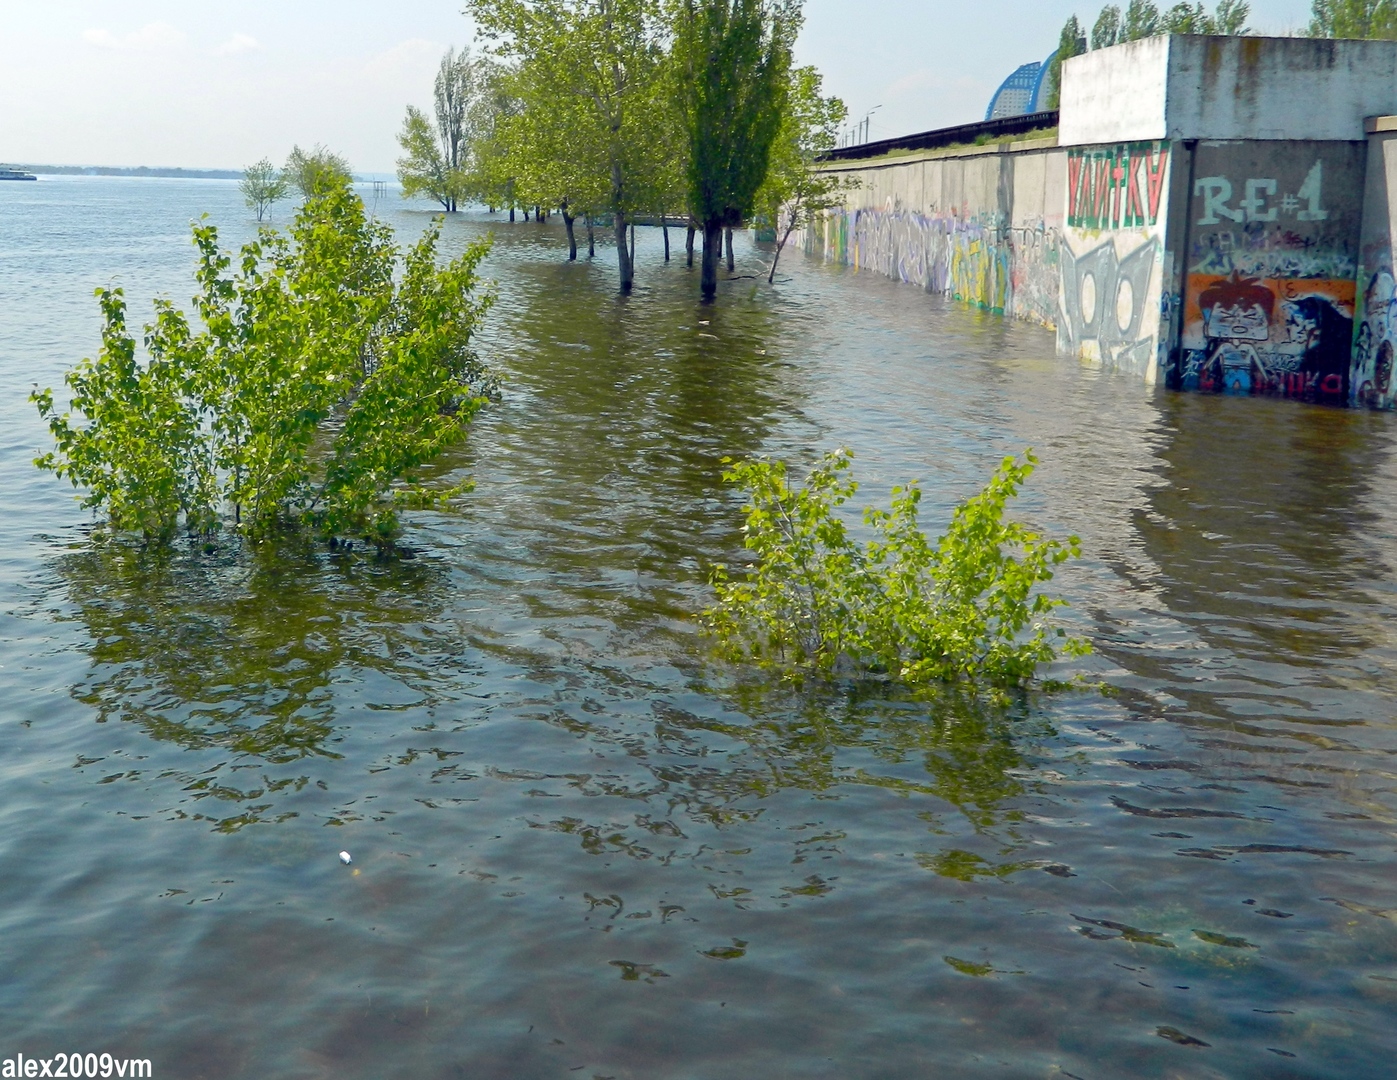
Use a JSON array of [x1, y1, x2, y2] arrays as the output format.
[[2, 177, 1396, 1079]]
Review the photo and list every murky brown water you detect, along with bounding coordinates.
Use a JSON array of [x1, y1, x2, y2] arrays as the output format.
[[2, 178, 1396, 1078]]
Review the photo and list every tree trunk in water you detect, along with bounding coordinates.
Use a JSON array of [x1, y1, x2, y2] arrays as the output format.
[[535, 205, 541, 221], [629, 224, 636, 269], [686, 224, 695, 267], [523, 206, 530, 222], [563, 211, 577, 260], [662, 215, 670, 262], [587, 216, 595, 258], [725, 227, 735, 272], [701, 222, 723, 301], [615, 212, 634, 293], [510, 206, 516, 222]]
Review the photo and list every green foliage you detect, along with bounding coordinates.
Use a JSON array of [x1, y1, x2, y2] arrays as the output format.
[[33, 177, 495, 546], [754, 65, 853, 282], [673, 0, 797, 297], [1309, 0, 1397, 37], [468, 0, 664, 289], [1092, 4, 1123, 47], [1052, 0, 1251, 77], [284, 144, 354, 199], [705, 448, 1090, 689], [239, 158, 288, 221], [1046, 16, 1088, 109], [397, 105, 464, 212]]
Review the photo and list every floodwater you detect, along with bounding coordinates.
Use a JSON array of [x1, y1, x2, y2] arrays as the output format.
[[2, 177, 1396, 1080]]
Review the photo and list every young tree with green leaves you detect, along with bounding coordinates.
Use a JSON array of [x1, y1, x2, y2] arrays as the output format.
[[753, 65, 849, 283], [33, 177, 495, 547], [673, 0, 798, 300], [705, 448, 1090, 689], [239, 159, 288, 221], [397, 105, 460, 211], [284, 144, 354, 199], [1309, 0, 1397, 37]]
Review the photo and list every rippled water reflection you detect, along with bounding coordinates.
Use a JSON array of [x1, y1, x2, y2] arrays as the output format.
[[3, 178, 1397, 1078]]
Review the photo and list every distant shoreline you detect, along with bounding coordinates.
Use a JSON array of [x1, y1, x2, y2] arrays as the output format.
[[8, 165, 396, 182]]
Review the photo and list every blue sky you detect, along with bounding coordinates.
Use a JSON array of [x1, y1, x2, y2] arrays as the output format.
[[0, 1, 1316, 171]]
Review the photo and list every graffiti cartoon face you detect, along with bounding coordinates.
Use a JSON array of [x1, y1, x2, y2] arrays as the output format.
[[1199, 273, 1274, 343]]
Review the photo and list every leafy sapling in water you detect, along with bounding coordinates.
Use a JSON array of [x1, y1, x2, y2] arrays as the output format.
[[33, 173, 495, 549], [705, 448, 1090, 689]]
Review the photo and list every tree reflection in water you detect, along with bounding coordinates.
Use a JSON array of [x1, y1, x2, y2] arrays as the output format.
[[54, 534, 463, 830]]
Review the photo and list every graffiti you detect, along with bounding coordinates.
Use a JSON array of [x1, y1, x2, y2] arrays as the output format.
[[1067, 143, 1169, 230], [1058, 237, 1159, 376], [1193, 161, 1329, 226], [807, 208, 1059, 328], [1351, 265, 1397, 409], [1188, 222, 1356, 281], [1178, 271, 1354, 402]]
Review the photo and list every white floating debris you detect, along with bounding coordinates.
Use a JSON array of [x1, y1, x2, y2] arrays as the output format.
[[339, 851, 352, 865]]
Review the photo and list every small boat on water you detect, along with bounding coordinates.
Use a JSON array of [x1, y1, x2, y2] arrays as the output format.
[[0, 167, 37, 181]]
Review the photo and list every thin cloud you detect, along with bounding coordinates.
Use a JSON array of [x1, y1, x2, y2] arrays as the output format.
[[82, 21, 187, 52], [213, 33, 260, 56]]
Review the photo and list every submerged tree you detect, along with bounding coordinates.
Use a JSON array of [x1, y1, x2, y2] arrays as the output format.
[[33, 176, 495, 546], [673, 0, 797, 300], [284, 144, 354, 199], [754, 65, 849, 283], [239, 159, 288, 221], [468, 0, 663, 292]]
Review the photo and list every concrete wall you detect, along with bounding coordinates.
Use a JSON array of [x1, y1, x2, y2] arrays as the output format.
[[1059, 139, 1175, 382], [1354, 118, 1397, 409], [813, 35, 1397, 409], [1061, 35, 1397, 146], [1171, 140, 1366, 403], [806, 138, 1065, 328]]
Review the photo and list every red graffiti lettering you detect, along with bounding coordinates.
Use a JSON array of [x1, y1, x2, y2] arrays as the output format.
[[1092, 156, 1112, 228], [1125, 153, 1145, 226], [1067, 155, 1085, 223], [1145, 145, 1169, 225]]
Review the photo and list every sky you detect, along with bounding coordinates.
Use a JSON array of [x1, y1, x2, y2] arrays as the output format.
[[0, 0, 1318, 173]]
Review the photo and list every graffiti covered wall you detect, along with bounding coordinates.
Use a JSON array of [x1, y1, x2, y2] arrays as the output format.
[[1173, 141, 1365, 405], [807, 141, 1065, 329], [1354, 125, 1397, 410], [1058, 141, 1173, 382]]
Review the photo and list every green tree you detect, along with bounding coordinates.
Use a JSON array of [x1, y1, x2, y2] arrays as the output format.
[[33, 177, 495, 546], [239, 158, 288, 222], [397, 105, 460, 211], [1091, 4, 1122, 47], [1121, 0, 1161, 38], [753, 65, 850, 283], [284, 144, 354, 199], [468, 0, 664, 292], [673, 0, 798, 300], [1309, 0, 1397, 37], [1045, 16, 1087, 109], [705, 449, 1090, 689]]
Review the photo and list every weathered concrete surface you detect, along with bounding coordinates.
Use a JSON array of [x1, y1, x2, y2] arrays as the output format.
[[1170, 140, 1365, 402], [1061, 35, 1397, 146], [813, 34, 1397, 406], [806, 137, 1065, 329], [1354, 117, 1397, 409]]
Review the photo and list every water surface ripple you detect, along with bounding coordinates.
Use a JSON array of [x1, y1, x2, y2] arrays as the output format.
[[2, 178, 1396, 1079]]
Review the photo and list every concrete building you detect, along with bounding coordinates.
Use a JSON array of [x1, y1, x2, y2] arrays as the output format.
[[809, 34, 1397, 409]]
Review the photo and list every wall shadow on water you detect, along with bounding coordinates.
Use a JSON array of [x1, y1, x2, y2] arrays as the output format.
[[1111, 391, 1397, 752], [53, 536, 465, 829]]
